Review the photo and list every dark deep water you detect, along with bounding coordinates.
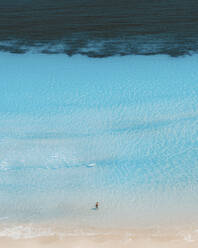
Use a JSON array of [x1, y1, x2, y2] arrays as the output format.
[[0, 0, 198, 57]]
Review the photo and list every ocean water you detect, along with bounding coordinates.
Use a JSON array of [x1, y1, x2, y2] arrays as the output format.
[[0, 0, 198, 241], [0, 52, 198, 234]]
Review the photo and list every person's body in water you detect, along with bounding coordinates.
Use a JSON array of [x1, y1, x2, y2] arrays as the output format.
[[95, 202, 99, 209]]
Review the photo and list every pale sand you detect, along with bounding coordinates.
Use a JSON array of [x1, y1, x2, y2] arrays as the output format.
[[0, 237, 197, 248], [0, 229, 198, 248]]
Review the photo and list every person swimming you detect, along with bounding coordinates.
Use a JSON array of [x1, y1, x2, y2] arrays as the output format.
[[95, 202, 99, 209]]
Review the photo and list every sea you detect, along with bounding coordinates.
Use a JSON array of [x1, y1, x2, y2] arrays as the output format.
[[0, 0, 198, 243]]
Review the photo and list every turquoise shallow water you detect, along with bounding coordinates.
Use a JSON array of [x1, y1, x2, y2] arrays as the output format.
[[0, 53, 198, 230]]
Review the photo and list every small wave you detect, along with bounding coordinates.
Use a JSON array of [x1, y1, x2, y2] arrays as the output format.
[[0, 225, 110, 240], [87, 163, 96, 168], [0, 158, 98, 171], [0, 225, 56, 239]]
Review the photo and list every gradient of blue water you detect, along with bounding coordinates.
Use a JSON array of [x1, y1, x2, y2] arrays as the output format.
[[0, 53, 198, 227]]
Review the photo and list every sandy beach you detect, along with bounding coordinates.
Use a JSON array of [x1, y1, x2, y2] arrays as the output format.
[[0, 234, 197, 248], [0, 226, 198, 248]]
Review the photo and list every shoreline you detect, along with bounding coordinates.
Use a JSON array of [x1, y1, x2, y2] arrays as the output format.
[[0, 230, 197, 248], [0, 225, 198, 247]]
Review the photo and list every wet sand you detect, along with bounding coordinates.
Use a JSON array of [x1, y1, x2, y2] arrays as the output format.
[[0, 227, 197, 248], [0, 237, 197, 248]]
